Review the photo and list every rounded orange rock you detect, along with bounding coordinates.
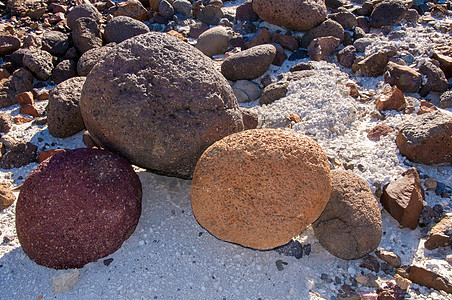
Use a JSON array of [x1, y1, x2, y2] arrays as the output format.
[[191, 128, 332, 250]]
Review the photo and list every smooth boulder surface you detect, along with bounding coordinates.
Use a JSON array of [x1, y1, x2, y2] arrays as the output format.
[[104, 16, 150, 44], [313, 170, 382, 260], [16, 148, 142, 270], [191, 129, 332, 250], [221, 44, 276, 81], [252, 0, 327, 31], [195, 26, 229, 57], [80, 32, 245, 179], [47, 77, 86, 138]]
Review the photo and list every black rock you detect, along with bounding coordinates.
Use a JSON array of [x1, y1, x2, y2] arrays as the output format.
[[274, 239, 303, 259], [288, 49, 309, 61]]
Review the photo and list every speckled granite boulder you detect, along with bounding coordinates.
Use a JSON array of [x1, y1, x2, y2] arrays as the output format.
[[313, 170, 382, 260], [16, 148, 142, 270], [80, 32, 244, 178], [252, 0, 326, 31], [191, 129, 331, 250]]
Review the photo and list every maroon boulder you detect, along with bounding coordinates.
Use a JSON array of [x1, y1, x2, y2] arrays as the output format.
[[16, 148, 142, 269], [380, 168, 424, 229]]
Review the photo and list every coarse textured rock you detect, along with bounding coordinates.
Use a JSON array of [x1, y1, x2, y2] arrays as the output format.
[[232, 80, 262, 103], [290, 62, 314, 72], [406, 265, 452, 293], [300, 19, 344, 49], [353, 37, 373, 53], [367, 124, 394, 141], [16, 91, 33, 105], [77, 46, 114, 76], [197, 5, 223, 25], [259, 81, 289, 105], [195, 26, 229, 57], [405, 8, 419, 23], [360, 254, 381, 272], [370, 0, 407, 28], [307, 36, 340, 61], [191, 129, 332, 250], [252, 0, 327, 32], [245, 28, 271, 49], [384, 62, 421, 93], [424, 216, 452, 250], [236, 0, 258, 22], [270, 43, 287, 66], [10, 49, 30, 67], [357, 16, 370, 33], [149, 0, 161, 11], [52, 60, 78, 85], [221, 44, 276, 81], [159, 0, 174, 19], [41, 31, 70, 57], [239, 107, 258, 130], [440, 91, 452, 109], [173, 0, 192, 17], [0, 34, 21, 56], [16, 148, 142, 269], [0, 112, 12, 133], [432, 52, 452, 78], [115, 0, 149, 21], [375, 250, 402, 268], [104, 16, 150, 44], [418, 60, 449, 93], [330, 11, 357, 31], [418, 100, 437, 115], [0, 142, 38, 169], [313, 170, 382, 260], [354, 52, 388, 77], [10, 68, 33, 93], [0, 183, 15, 211], [271, 32, 299, 52], [19, 104, 40, 117], [189, 22, 209, 38], [80, 32, 244, 179], [67, 3, 101, 30], [47, 77, 86, 138], [396, 111, 452, 165], [380, 168, 424, 229], [337, 45, 356, 68], [22, 50, 54, 81], [72, 17, 102, 54], [375, 85, 406, 112]]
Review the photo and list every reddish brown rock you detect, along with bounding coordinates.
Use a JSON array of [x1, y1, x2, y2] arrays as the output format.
[[82, 131, 100, 148], [0, 34, 21, 56], [67, 3, 101, 31], [0, 142, 38, 169], [432, 52, 452, 78], [288, 113, 301, 123], [245, 28, 271, 49], [418, 100, 438, 115], [19, 104, 40, 117], [354, 52, 389, 77], [380, 168, 424, 229], [15, 91, 34, 105], [406, 265, 452, 293], [300, 19, 344, 48], [424, 216, 452, 250], [115, 0, 149, 21], [375, 250, 402, 268], [396, 111, 452, 165], [308, 36, 340, 61], [313, 170, 382, 260], [271, 32, 299, 52], [0, 183, 16, 211], [236, 0, 259, 22], [384, 62, 422, 93], [191, 129, 331, 250], [16, 148, 142, 269], [37, 149, 66, 164], [13, 116, 32, 125], [239, 107, 258, 130], [375, 85, 406, 112], [0, 112, 12, 133], [367, 124, 395, 141]]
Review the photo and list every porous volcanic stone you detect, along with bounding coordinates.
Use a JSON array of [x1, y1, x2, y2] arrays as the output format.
[[313, 170, 382, 260], [67, 3, 101, 30], [370, 0, 407, 28], [104, 16, 150, 44], [77, 46, 114, 76], [221, 44, 276, 81], [41, 31, 70, 57], [396, 111, 452, 165], [16, 148, 142, 269], [52, 59, 78, 85], [22, 50, 54, 81], [252, 0, 327, 31], [72, 17, 102, 54], [0, 142, 38, 169], [47, 77, 86, 138], [191, 129, 331, 250], [80, 32, 244, 179]]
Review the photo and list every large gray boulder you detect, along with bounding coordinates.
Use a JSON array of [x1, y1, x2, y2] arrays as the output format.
[[80, 32, 245, 179], [104, 16, 150, 44]]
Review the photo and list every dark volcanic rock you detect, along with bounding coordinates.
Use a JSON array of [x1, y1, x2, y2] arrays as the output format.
[[396, 111, 452, 165], [259, 81, 289, 105], [370, 0, 407, 28], [0, 34, 21, 56], [384, 62, 422, 93], [22, 50, 54, 81], [80, 32, 245, 179], [77, 46, 114, 76], [52, 60, 78, 85], [10, 68, 34, 93], [236, 0, 258, 22], [72, 17, 102, 54], [67, 3, 101, 30], [0, 142, 38, 169], [41, 31, 70, 57], [300, 19, 344, 49], [407, 265, 452, 293], [104, 16, 150, 44], [313, 170, 382, 260], [15, 148, 142, 269], [47, 77, 86, 138]]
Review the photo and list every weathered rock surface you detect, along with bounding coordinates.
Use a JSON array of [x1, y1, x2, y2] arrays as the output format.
[[0, 183, 15, 211], [41, 31, 70, 57], [80, 32, 244, 179], [0, 142, 38, 169], [236, 0, 258, 22], [396, 111, 452, 165], [114, 0, 149, 21], [77, 46, 114, 76], [67, 3, 101, 30], [375, 250, 402, 268], [72, 17, 102, 54], [259, 81, 289, 105], [375, 85, 406, 112], [52, 60, 77, 85], [308, 36, 340, 61], [424, 216, 452, 250], [354, 52, 388, 77], [195, 26, 229, 57], [16, 148, 142, 269], [191, 129, 331, 250], [406, 265, 452, 293], [252, 0, 327, 31], [0, 34, 20, 56], [221, 44, 276, 81], [239, 107, 259, 130], [10, 68, 33, 93], [380, 168, 424, 229], [418, 59, 449, 93], [300, 19, 344, 48], [22, 50, 54, 81], [47, 77, 86, 138], [0, 112, 12, 133], [440, 91, 452, 109], [384, 62, 422, 93], [370, 0, 408, 28], [313, 170, 382, 260], [232, 80, 262, 103], [197, 5, 223, 25], [367, 124, 395, 141], [105, 16, 150, 44], [337, 45, 356, 68]]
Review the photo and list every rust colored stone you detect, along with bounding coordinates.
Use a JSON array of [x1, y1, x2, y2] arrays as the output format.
[[19, 104, 40, 117], [418, 100, 438, 115], [0, 183, 16, 211], [367, 124, 394, 141], [13, 116, 32, 124], [0, 68, 10, 80], [271, 32, 299, 52], [375, 250, 402, 268], [191, 129, 331, 250], [375, 85, 406, 112], [380, 168, 424, 229], [245, 28, 271, 49], [406, 265, 452, 293], [424, 215, 452, 250], [166, 30, 186, 41], [15, 91, 34, 105], [288, 113, 301, 123], [346, 82, 359, 98], [37, 149, 66, 163]]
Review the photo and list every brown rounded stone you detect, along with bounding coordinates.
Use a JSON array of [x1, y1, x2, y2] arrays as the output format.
[[313, 170, 382, 260], [191, 129, 331, 250], [16, 148, 142, 269]]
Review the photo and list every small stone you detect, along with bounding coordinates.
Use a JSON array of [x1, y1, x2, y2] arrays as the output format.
[[0, 112, 12, 133], [369, 0, 407, 28], [0, 142, 38, 169], [72, 17, 102, 54], [37, 149, 66, 164], [104, 16, 150, 44], [355, 274, 368, 286], [418, 100, 437, 115], [424, 178, 437, 190], [375, 85, 406, 112], [360, 255, 380, 273], [259, 81, 289, 106], [245, 28, 270, 49], [0, 183, 16, 211], [19, 105, 40, 118], [288, 113, 301, 123], [384, 62, 422, 93], [275, 259, 288, 271], [103, 258, 114, 266], [446, 255, 452, 263], [274, 239, 303, 259], [367, 124, 394, 141], [195, 26, 229, 57], [232, 80, 262, 103], [239, 107, 258, 130], [114, 0, 149, 21], [375, 250, 402, 268], [337, 45, 356, 69], [394, 274, 411, 290], [424, 215, 452, 250], [354, 52, 388, 77], [52, 269, 79, 293], [290, 62, 314, 72]]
